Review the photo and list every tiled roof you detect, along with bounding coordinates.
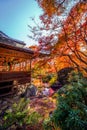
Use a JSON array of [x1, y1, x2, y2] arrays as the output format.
[[0, 31, 26, 46]]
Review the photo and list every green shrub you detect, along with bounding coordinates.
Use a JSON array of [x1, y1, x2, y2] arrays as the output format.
[[42, 74, 57, 84], [42, 74, 52, 83], [44, 71, 87, 130], [1, 98, 41, 130], [49, 75, 57, 85]]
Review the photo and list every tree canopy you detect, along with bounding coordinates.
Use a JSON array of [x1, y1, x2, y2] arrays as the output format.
[[29, 0, 87, 74]]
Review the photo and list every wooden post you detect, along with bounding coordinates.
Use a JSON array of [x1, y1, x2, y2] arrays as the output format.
[[30, 58, 32, 85], [8, 62, 12, 71]]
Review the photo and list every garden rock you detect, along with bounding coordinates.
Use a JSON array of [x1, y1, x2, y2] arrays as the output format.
[[21, 84, 37, 98]]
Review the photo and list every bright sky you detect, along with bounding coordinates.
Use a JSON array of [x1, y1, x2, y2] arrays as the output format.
[[0, 0, 42, 46]]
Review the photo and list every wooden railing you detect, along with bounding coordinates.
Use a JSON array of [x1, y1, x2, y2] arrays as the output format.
[[0, 71, 31, 83], [0, 71, 31, 97]]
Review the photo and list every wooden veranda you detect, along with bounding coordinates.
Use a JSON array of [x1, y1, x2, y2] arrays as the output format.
[[0, 31, 34, 97]]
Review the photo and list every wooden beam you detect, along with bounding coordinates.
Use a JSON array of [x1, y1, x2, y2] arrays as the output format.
[[0, 47, 32, 59]]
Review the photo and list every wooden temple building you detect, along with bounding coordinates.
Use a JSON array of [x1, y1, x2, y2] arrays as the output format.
[[0, 31, 34, 97]]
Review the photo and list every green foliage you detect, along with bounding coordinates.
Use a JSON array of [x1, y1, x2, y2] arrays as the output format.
[[49, 74, 57, 85], [42, 74, 57, 84], [43, 118, 56, 130], [1, 98, 41, 129], [42, 74, 52, 83], [25, 111, 41, 125], [43, 71, 87, 130]]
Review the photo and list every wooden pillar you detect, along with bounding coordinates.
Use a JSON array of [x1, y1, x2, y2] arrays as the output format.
[[8, 62, 12, 71], [20, 62, 22, 71], [25, 60, 28, 71], [30, 59, 32, 85]]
